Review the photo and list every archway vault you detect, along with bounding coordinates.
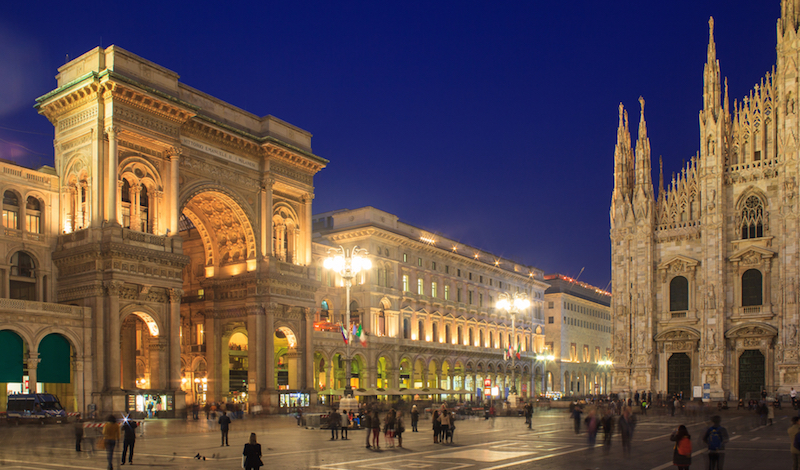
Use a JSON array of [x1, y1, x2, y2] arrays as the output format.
[[182, 189, 257, 276]]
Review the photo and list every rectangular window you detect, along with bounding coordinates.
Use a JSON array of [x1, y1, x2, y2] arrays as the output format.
[[548, 316, 554, 324], [432, 282, 438, 298], [403, 253, 408, 263], [444, 285, 450, 300], [403, 275, 409, 292], [479, 293, 483, 307], [25, 213, 40, 233], [570, 343, 577, 362], [583, 345, 590, 363], [3, 209, 18, 229], [468, 290, 473, 304], [417, 278, 424, 295], [432, 261, 437, 270], [445, 265, 450, 274], [418, 257, 422, 267], [498, 281, 502, 289], [197, 324, 205, 345], [457, 288, 462, 302], [479, 275, 483, 283], [457, 269, 461, 277], [469, 272, 473, 280]]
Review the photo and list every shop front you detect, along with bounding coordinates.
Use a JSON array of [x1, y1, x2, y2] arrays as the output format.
[[125, 391, 175, 418]]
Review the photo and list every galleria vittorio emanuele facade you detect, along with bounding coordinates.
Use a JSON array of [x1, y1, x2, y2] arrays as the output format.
[[611, 1, 800, 401], [0, 46, 549, 417]]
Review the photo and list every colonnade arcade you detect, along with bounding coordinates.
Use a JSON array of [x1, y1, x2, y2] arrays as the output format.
[[312, 350, 535, 399]]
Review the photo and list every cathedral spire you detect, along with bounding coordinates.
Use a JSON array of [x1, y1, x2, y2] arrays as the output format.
[[634, 96, 653, 201], [658, 156, 664, 202], [613, 102, 633, 201], [781, 0, 800, 35], [703, 17, 721, 118]]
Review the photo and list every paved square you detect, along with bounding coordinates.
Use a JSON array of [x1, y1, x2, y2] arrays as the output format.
[[427, 448, 536, 462], [362, 461, 471, 470]]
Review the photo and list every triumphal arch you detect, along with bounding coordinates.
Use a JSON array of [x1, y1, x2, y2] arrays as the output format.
[[35, 46, 326, 415]]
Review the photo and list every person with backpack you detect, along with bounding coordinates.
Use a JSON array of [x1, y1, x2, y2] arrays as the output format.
[[670, 424, 692, 470], [788, 416, 800, 470], [703, 415, 729, 470]]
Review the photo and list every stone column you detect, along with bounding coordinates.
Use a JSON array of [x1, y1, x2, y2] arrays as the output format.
[[149, 337, 165, 390], [121, 321, 136, 389], [168, 149, 181, 235], [106, 126, 119, 225], [105, 281, 123, 390], [205, 313, 219, 402], [303, 193, 313, 265], [169, 289, 183, 390], [265, 304, 275, 391], [130, 183, 141, 231], [287, 350, 299, 389], [26, 353, 40, 393], [247, 307, 264, 400], [304, 308, 314, 390]]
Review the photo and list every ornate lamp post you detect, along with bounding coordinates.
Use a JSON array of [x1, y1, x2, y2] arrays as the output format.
[[496, 292, 530, 398], [323, 245, 371, 398]]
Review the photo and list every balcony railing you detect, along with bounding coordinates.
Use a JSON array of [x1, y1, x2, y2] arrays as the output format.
[[743, 306, 761, 315]]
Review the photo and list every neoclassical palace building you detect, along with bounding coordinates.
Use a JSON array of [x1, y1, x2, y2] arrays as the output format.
[[611, 2, 800, 400], [0, 45, 326, 416], [311, 207, 549, 400]]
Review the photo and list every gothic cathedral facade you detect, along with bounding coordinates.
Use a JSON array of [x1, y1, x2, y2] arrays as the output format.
[[611, 2, 800, 400]]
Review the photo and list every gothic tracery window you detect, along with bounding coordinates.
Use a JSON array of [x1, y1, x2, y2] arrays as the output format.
[[740, 196, 764, 239]]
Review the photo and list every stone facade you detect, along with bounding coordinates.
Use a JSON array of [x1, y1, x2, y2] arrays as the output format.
[[543, 274, 612, 397], [611, 3, 800, 400], [311, 207, 549, 399]]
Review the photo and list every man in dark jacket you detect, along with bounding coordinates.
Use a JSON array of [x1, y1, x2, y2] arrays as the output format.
[[121, 419, 138, 465], [329, 409, 341, 440], [218, 411, 231, 446]]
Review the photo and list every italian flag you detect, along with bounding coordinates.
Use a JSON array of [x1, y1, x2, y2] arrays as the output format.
[[357, 324, 367, 346], [340, 325, 348, 344], [515, 343, 521, 360]]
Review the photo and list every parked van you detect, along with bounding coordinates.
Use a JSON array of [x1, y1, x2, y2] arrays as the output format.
[[6, 394, 66, 424]]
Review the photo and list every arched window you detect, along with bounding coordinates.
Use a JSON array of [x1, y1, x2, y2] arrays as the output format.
[[403, 319, 411, 339], [479, 330, 485, 348], [489, 331, 494, 348], [273, 208, 300, 264], [742, 269, 763, 306], [121, 180, 132, 228], [25, 197, 41, 233], [445, 324, 451, 344], [432, 322, 439, 343], [139, 185, 149, 232], [418, 320, 425, 341], [670, 276, 689, 311], [740, 196, 765, 239], [457, 326, 463, 345], [468, 328, 474, 346], [378, 309, 386, 336], [3, 191, 19, 229], [10, 252, 36, 300]]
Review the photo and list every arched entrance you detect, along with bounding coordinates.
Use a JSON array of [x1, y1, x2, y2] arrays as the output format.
[[0, 330, 25, 410], [377, 356, 391, 389], [668, 353, 691, 398], [738, 350, 765, 400], [227, 332, 248, 401], [274, 327, 298, 390], [37, 333, 75, 410], [120, 311, 163, 391]]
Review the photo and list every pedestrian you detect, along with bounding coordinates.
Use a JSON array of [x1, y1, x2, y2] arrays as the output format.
[[432, 409, 441, 443], [395, 410, 405, 448], [411, 405, 419, 432], [585, 409, 599, 447], [219, 411, 231, 446], [242, 432, 263, 470], [600, 408, 614, 454], [524, 402, 533, 429], [341, 408, 350, 440], [296, 407, 303, 426], [103, 415, 120, 470], [572, 404, 583, 434], [371, 409, 381, 449], [792, 388, 798, 409], [670, 424, 692, 470], [384, 409, 396, 448], [619, 406, 636, 458], [329, 408, 340, 440], [440, 409, 451, 444], [702, 415, 729, 470], [74, 415, 84, 452], [767, 400, 775, 426], [204, 402, 210, 419], [788, 416, 800, 470], [363, 408, 373, 449], [121, 418, 138, 465]]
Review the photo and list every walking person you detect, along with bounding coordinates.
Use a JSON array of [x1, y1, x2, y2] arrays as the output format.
[[600, 408, 614, 454], [432, 409, 441, 443], [74, 415, 84, 452], [788, 416, 800, 470], [585, 409, 599, 447], [371, 409, 381, 449], [329, 408, 340, 440], [242, 433, 263, 470], [702, 415, 729, 470], [204, 402, 210, 419], [364, 409, 373, 449], [619, 406, 636, 458], [670, 424, 692, 470], [440, 409, 451, 444], [524, 402, 533, 429], [411, 405, 419, 432], [767, 400, 775, 426], [395, 410, 405, 448], [340, 408, 350, 440], [572, 404, 583, 434], [384, 409, 396, 448], [103, 415, 120, 470], [219, 411, 232, 446], [121, 418, 138, 465]]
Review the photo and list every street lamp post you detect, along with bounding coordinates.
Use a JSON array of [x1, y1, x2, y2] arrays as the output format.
[[496, 292, 530, 400], [323, 245, 371, 398]]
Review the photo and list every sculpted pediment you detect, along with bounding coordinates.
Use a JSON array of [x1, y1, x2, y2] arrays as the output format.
[[729, 245, 776, 265], [725, 322, 778, 338], [654, 327, 701, 342], [657, 255, 700, 274]]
